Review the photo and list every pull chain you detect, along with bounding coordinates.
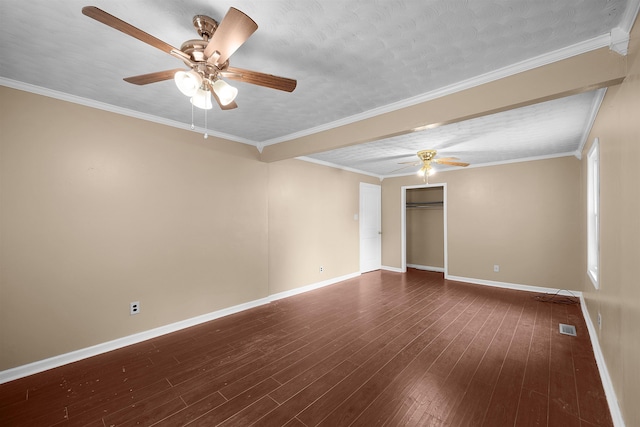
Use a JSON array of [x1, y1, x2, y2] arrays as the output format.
[[204, 104, 208, 139], [190, 100, 195, 130]]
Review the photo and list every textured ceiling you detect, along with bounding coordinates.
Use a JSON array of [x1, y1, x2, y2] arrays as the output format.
[[1, 0, 638, 176]]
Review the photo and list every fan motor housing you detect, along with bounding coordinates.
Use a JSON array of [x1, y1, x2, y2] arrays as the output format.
[[181, 39, 209, 62], [192, 15, 218, 39], [417, 149, 437, 162]]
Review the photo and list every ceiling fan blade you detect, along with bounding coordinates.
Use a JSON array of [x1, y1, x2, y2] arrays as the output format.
[[221, 67, 297, 92], [397, 161, 421, 165], [433, 157, 459, 162], [124, 69, 185, 85], [434, 160, 470, 167], [82, 6, 181, 55], [204, 8, 258, 65]]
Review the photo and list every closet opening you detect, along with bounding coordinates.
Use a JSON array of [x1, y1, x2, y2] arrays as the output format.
[[401, 184, 447, 275]]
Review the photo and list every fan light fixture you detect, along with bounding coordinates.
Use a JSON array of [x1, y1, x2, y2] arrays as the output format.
[[212, 79, 238, 106], [394, 149, 468, 184], [416, 150, 438, 183], [174, 71, 237, 109], [190, 87, 213, 110], [417, 166, 436, 177], [174, 70, 202, 97]]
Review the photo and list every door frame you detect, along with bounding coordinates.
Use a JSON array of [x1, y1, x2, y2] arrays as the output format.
[[401, 183, 448, 275], [359, 182, 382, 273]]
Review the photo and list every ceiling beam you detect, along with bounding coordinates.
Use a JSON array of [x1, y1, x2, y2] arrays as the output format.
[[260, 47, 626, 163]]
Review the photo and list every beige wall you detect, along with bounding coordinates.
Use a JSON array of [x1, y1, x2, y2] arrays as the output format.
[[0, 87, 379, 371], [406, 187, 444, 268], [580, 18, 640, 426], [382, 156, 584, 290], [268, 159, 378, 294], [0, 87, 270, 370]]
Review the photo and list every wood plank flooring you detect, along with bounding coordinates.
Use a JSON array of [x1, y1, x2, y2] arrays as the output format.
[[0, 270, 613, 426]]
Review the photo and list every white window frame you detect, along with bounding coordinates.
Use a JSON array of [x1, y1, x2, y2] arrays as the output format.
[[587, 138, 600, 289]]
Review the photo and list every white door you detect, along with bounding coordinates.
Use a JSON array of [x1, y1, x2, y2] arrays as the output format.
[[360, 182, 382, 273]]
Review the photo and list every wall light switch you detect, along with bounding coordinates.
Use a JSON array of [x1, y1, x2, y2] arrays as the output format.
[[493, 265, 500, 272]]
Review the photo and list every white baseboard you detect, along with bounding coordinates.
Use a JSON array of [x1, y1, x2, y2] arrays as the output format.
[[445, 275, 583, 297], [446, 274, 624, 426], [407, 264, 445, 273], [381, 265, 403, 273], [2, 270, 626, 427], [579, 295, 626, 427], [268, 272, 360, 301], [0, 272, 360, 385]]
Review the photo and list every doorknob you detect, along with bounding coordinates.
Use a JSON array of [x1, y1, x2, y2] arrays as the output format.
[[378, 231, 382, 235]]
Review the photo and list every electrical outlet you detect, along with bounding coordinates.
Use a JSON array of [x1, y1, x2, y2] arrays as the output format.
[[319, 266, 324, 273], [597, 312, 602, 330], [493, 264, 500, 272], [130, 301, 140, 315]]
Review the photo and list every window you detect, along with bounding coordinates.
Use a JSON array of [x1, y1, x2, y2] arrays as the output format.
[[587, 138, 600, 288]]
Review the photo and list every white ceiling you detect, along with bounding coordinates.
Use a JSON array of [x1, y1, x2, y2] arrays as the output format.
[[1, 0, 638, 177]]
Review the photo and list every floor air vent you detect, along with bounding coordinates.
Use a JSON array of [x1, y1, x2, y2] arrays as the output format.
[[559, 323, 577, 336]]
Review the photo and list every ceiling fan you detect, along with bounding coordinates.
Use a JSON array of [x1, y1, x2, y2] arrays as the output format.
[[398, 149, 470, 183], [82, 6, 297, 111]]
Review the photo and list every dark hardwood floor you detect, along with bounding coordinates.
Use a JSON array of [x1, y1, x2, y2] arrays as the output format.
[[0, 269, 613, 426]]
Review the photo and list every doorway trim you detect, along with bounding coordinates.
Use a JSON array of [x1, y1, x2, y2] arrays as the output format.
[[401, 183, 448, 275], [360, 182, 382, 273]]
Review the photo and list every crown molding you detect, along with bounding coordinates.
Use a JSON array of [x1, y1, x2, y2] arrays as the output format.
[[453, 151, 578, 170], [296, 156, 384, 180], [3, 22, 631, 151], [610, 27, 631, 55], [260, 33, 613, 147], [608, 0, 640, 57], [381, 152, 578, 180], [575, 88, 608, 160], [0, 76, 584, 173], [0, 77, 257, 146], [620, 0, 640, 34], [302, 151, 577, 180]]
